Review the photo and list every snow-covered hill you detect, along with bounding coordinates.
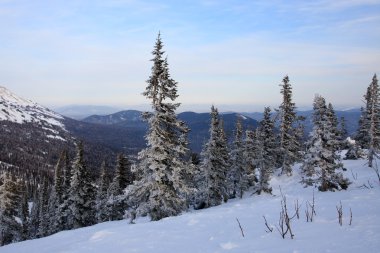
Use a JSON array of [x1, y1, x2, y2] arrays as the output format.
[[2, 159, 380, 253], [0, 86, 65, 131], [0, 86, 116, 172]]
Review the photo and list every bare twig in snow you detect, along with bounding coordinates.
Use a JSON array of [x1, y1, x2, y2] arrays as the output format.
[[336, 201, 343, 226], [275, 187, 295, 239], [306, 190, 316, 222], [349, 208, 353, 226], [294, 199, 301, 220], [350, 169, 358, 180], [263, 215, 273, 233], [236, 218, 245, 238]]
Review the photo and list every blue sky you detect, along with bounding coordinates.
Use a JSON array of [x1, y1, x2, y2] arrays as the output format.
[[0, 0, 379, 111]]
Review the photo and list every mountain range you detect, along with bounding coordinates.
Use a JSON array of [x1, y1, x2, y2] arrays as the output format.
[[0, 86, 362, 176]]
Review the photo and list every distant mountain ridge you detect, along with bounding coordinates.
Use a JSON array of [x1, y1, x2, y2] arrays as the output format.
[[54, 105, 122, 120], [0, 86, 362, 175], [81, 110, 259, 153]]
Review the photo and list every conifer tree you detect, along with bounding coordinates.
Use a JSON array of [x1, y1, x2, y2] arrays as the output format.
[[19, 184, 29, 240], [257, 107, 276, 194], [327, 103, 340, 152], [96, 161, 111, 222], [48, 151, 66, 234], [218, 118, 231, 184], [367, 74, 380, 168], [302, 95, 349, 191], [28, 188, 40, 239], [55, 150, 71, 231], [67, 142, 96, 229], [228, 118, 248, 198], [197, 106, 229, 208], [37, 177, 49, 238], [108, 154, 133, 221], [356, 107, 369, 148], [0, 172, 22, 246], [243, 129, 258, 186], [278, 76, 300, 176], [126, 34, 191, 221], [339, 116, 348, 149]]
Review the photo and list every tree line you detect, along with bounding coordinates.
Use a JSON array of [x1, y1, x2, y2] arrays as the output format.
[[0, 33, 378, 246]]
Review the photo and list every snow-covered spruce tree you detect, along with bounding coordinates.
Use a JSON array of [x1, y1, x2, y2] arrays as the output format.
[[278, 76, 301, 176], [344, 141, 364, 160], [47, 151, 66, 234], [19, 183, 29, 240], [339, 116, 349, 149], [55, 150, 71, 231], [301, 95, 349, 191], [243, 129, 258, 186], [228, 118, 248, 198], [196, 106, 229, 208], [37, 177, 50, 238], [28, 188, 40, 239], [327, 103, 340, 152], [256, 107, 276, 194], [0, 172, 22, 246], [356, 106, 369, 148], [125, 34, 191, 221], [366, 74, 380, 168], [67, 142, 96, 229], [218, 118, 231, 179], [96, 161, 111, 222], [108, 154, 133, 221]]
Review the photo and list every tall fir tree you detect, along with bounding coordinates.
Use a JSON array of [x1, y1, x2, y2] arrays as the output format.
[[19, 183, 29, 240], [126, 34, 191, 221], [339, 116, 348, 148], [367, 74, 380, 168], [228, 118, 248, 198], [96, 161, 111, 222], [55, 150, 71, 231], [197, 106, 229, 208], [48, 151, 66, 234], [28, 188, 40, 239], [327, 103, 340, 152], [37, 177, 49, 238], [278, 75, 301, 176], [108, 154, 133, 221], [257, 107, 276, 194], [356, 106, 369, 148], [0, 172, 22, 246], [67, 142, 96, 229], [243, 129, 259, 186], [301, 95, 349, 191]]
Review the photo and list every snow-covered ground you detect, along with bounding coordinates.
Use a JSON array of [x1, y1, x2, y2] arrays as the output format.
[[2, 159, 380, 253]]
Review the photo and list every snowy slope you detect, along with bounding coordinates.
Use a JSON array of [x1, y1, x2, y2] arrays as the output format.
[[2, 159, 380, 253], [0, 86, 64, 130]]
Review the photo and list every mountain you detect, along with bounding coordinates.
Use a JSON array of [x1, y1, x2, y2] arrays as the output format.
[[83, 110, 145, 127], [0, 86, 116, 175], [54, 105, 122, 120], [2, 159, 379, 252], [0, 86, 65, 132], [82, 110, 260, 153]]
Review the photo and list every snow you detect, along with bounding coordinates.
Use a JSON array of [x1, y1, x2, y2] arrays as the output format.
[[0, 86, 65, 130], [46, 134, 66, 141], [2, 159, 380, 253], [239, 114, 247, 120]]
